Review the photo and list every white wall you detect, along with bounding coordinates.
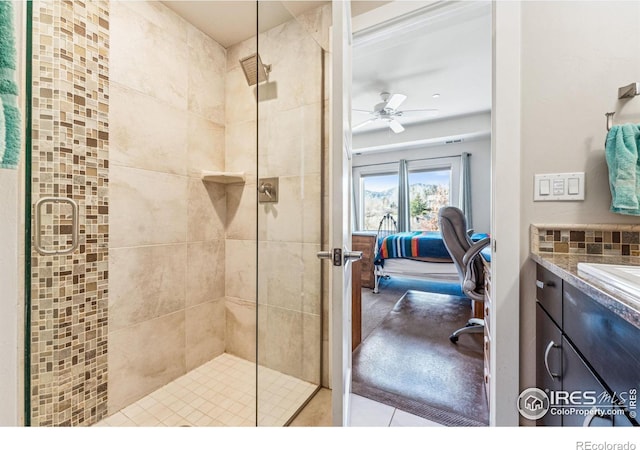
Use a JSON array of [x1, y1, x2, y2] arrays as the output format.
[[519, 0, 640, 414], [0, 170, 19, 426], [352, 112, 492, 232], [0, 0, 24, 427]]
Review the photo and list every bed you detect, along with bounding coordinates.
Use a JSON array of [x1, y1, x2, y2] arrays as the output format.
[[372, 229, 490, 293]]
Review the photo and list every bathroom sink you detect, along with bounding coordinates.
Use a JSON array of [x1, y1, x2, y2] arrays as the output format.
[[577, 263, 640, 301]]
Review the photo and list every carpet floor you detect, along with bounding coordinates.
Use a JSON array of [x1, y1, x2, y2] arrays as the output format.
[[353, 288, 489, 427]]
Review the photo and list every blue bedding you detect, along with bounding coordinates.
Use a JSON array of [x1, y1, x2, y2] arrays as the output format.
[[375, 231, 490, 265]]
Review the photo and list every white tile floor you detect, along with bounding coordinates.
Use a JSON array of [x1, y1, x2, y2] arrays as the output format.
[[95, 353, 317, 427], [349, 394, 445, 427]]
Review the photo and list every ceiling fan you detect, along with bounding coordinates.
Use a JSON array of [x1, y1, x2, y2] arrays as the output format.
[[353, 92, 438, 134]]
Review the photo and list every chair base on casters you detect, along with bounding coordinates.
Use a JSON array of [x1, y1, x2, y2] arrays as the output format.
[[449, 318, 484, 344]]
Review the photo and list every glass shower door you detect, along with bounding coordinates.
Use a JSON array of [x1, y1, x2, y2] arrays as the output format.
[[255, 1, 327, 426]]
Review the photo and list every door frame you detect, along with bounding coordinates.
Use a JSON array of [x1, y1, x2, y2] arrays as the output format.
[[331, 0, 523, 426], [329, 0, 353, 427], [490, 0, 521, 426]]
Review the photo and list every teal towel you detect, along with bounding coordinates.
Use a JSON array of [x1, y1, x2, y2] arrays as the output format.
[[0, 0, 20, 169], [605, 123, 640, 215]]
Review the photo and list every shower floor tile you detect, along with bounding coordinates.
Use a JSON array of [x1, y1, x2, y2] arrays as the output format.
[[95, 353, 317, 427]]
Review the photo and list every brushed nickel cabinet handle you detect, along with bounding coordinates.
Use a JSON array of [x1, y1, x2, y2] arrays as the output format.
[[544, 340, 561, 381]]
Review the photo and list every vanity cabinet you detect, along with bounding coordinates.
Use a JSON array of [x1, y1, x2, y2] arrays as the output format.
[[535, 264, 639, 427], [483, 259, 492, 407]]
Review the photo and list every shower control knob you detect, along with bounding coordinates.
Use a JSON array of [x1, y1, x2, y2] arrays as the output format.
[[258, 182, 273, 198], [257, 178, 278, 203]]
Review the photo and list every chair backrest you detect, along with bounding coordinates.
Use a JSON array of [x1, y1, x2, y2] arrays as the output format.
[[438, 206, 485, 301], [374, 213, 398, 258]]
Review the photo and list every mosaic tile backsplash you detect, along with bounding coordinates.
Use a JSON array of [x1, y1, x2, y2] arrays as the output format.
[[30, 0, 109, 426], [532, 224, 640, 256]]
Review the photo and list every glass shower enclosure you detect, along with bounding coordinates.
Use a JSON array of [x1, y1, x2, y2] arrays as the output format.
[[24, 0, 328, 427]]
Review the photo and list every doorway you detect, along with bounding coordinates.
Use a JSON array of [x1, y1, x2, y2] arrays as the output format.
[[348, 0, 493, 426]]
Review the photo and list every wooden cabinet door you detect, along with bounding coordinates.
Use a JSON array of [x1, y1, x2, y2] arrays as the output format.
[[536, 303, 563, 426], [562, 337, 613, 427]]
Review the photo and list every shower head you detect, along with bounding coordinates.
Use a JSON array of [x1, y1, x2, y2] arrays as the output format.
[[239, 53, 271, 86]]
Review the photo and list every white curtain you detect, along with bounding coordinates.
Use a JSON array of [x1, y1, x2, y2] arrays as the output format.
[[397, 159, 410, 232], [460, 152, 473, 229]]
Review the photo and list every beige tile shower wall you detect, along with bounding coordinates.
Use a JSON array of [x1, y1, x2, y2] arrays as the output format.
[[224, 13, 324, 384], [108, 1, 226, 414], [224, 33, 257, 362], [30, 0, 110, 426]]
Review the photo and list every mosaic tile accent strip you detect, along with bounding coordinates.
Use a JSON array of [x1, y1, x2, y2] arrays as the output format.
[[30, 0, 109, 427], [531, 225, 640, 257]]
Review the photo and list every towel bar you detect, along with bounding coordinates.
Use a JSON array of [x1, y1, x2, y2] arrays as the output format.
[[606, 112, 615, 131], [606, 82, 640, 131]]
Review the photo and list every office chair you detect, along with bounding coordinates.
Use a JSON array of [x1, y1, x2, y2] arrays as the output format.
[[438, 206, 491, 344]]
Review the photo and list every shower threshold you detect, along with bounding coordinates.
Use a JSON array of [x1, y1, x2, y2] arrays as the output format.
[[94, 353, 316, 427]]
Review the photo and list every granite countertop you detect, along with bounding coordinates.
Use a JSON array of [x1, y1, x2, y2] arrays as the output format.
[[530, 251, 640, 329]]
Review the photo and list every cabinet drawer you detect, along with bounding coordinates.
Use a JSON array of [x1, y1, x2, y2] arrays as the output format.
[[483, 332, 491, 365], [483, 300, 491, 331], [536, 265, 562, 326], [483, 262, 491, 300], [563, 282, 640, 403], [483, 365, 490, 404]]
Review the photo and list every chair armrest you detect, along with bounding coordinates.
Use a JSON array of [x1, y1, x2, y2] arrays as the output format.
[[461, 237, 491, 302], [462, 237, 491, 267]]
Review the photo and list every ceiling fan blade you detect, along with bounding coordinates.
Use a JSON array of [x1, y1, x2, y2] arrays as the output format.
[[398, 109, 439, 115], [353, 109, 374, 114], [353, 119, 375, 130], [388, 119, 405, 134], [385, 93, 407, 111]]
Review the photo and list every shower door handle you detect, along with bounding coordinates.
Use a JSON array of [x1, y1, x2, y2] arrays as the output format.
[[34, 197, 80, 256]]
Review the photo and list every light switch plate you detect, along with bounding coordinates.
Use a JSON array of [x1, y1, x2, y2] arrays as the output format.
[[534, 172, 585, 201]]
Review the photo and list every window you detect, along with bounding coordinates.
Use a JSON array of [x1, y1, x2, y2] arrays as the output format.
[[353, 156, 460, 232], [361, 172, 399, 231], [408, 168, 451, 231]]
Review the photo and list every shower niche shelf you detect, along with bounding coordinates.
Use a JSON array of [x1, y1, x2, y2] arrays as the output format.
[[201, 171, 246, 184]]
